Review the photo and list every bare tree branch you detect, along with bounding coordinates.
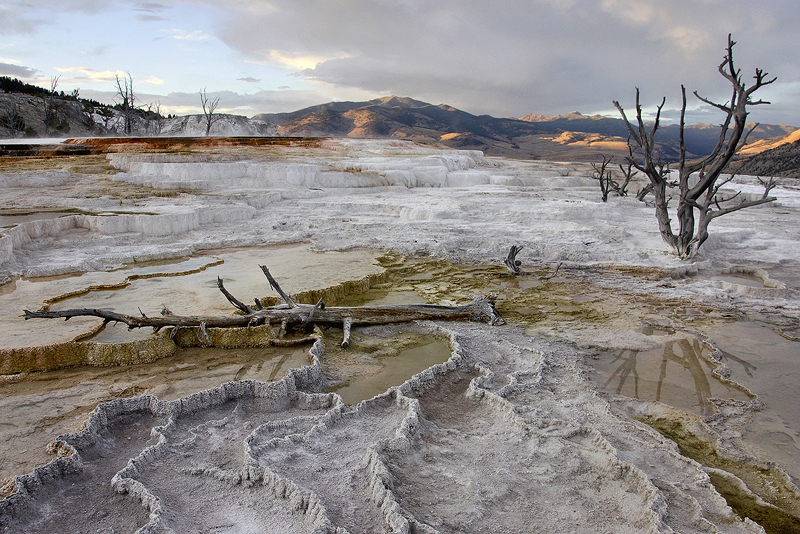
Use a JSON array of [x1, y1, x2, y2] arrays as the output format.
[[504, 245, 524, 275], [24, 268, 506, 347]]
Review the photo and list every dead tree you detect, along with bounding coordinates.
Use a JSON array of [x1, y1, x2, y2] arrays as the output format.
[[613, 34, 777, 259], [636, 182, 654, 202], [115, 73, 137, 135], [151, 101, 163, 135], [25, 266, 505, 348], [503, 245, 561, 279], [200, 88, 221, 136], [43, 76, 59, 137], [591, 155, 615, 202], [1, 103, 26, 138], [142, 102, 163, 136]]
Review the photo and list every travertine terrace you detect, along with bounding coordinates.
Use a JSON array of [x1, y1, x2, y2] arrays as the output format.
[[1, 138, 799, 533]]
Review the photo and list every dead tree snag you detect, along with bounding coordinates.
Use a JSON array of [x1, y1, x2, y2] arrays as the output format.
[[505, 245, 524, 275], [613, 34, 777, 259], [200, 88, 221, 136], [591, 155, 615, 202]]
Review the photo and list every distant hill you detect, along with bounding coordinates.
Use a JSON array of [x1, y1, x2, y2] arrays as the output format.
[[255, 96, 545, 144], [729, 131, 800, 178], [0, 91, 100, 138], [255, 97, 798, 166], [519, 111, 796, 153], [0, 77, 274, 139]]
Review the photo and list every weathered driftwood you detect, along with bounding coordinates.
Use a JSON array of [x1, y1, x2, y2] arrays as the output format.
[[342, 317, 353, 348], [25, 264, 505, 347], [504, 245, 524, 275], [24, 300, 504, 329], [504, 245, 562, 280]]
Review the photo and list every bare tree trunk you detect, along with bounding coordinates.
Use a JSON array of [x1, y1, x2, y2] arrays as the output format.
[[25, 299, 505, 330], [591, 155, 614, 202], [651, 179, 679, 252], [1, 103, 26, 138], [504, 245, 523, 275], [616, 161, 637, 197]]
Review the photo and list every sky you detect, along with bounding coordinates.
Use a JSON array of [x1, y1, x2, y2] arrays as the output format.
[[1, 0, 799, 126]]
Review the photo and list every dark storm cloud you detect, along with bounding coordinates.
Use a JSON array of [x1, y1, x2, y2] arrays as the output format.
[[205, 0, 800, 123]]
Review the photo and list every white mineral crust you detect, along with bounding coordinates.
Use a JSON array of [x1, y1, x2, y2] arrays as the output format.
[[1, 138, 798, 533]]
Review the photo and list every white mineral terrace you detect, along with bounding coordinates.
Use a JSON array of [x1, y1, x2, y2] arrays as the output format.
[[1, 138, 799, 533]]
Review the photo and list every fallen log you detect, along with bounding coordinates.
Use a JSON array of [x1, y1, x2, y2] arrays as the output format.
[[24, 299, 504, 330], [24, 265, 505, 347]]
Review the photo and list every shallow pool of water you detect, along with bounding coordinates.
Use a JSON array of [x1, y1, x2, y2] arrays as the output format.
[[0, 244, 383, 348], [587, 334, 753, 416], [711, 274, 764, 288], [701, 321, 800, 482], [326, 338, 452, 405]]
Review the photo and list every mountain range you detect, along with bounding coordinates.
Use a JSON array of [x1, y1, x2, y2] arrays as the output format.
[[254, 96, 800, 171], [2, 83, 798, 177]]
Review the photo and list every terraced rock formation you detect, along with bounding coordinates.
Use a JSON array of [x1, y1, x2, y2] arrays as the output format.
[[0, 322, 771, 533]]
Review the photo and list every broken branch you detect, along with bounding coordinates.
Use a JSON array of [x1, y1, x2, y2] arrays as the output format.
[[260, 265, 295, 308], [342, 317, 353, 348], [217, 277, 255, 314], [505, 245, 524, 275]]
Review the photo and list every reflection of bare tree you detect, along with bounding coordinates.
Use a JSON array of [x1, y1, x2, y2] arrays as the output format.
[[675, 338, 713, 415], [605, 349, 640, 398], [718, 348, 757, 378], [605, 337, 720, 415]]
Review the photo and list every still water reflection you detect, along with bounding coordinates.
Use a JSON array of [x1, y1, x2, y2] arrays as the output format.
[[589, 334, 752, 416]]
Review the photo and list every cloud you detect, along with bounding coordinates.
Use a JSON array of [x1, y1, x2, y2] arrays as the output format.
[[165, 29, 210, 41], [1, 0, 111, 35], [238, 77, 260, 83], [0, 4, 44, 35], [135, 1, 170, 21], [54, 66, 128, 83], [135, 1, 170, 13], [197, 0, 800, 122], [5, 0, 798, 125], [53, 68, 163, 89], [0, 61, 38, 78], [137, 14, 168, 22]]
